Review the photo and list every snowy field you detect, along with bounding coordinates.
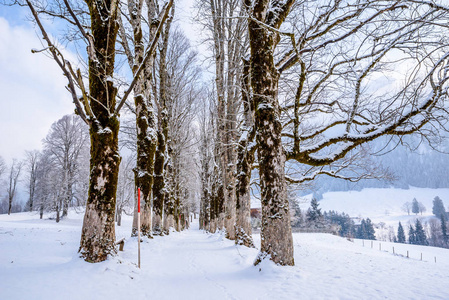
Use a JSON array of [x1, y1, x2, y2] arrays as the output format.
[[1, 203, 449, 300]]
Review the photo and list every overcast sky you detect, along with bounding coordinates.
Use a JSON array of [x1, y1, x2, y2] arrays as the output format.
[[0, 1, 201, 164], [0, 14, 74, 163]]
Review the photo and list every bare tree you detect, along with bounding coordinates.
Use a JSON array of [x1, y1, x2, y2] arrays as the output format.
[[161, 28, 203, 232], [34, 150, 57, 219], [118, 0, 174, 237], [196, 0, 248, 239], [0, 156, 6, 179], [43, 115, 89, 220], [7, 159, 23, 215], [21, 0, 173, 262], [151, 4, 175, 235], [198, 92, 214, 230], [402, 202, 412, 215], [243, 0, 449, 265], [24, 150, 40, 212]]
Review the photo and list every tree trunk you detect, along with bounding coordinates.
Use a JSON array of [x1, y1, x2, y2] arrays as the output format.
[[39, 203, 44, 219], [79, 0, 121, 263], [153, 12, 172, 235], [248, 6, 294, 266], [56, 203, 60, 223], [128, 0, 158, 238], [116, 206, 122, 226], [163, 159, 175, 234], [235, 59, 255, 247], [152, 128, 166, 235], [79, 117, 121, 262], [235, 134, 255, 247], [8, 197, 12, 215]]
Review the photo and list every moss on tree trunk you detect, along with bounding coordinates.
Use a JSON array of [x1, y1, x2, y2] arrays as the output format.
[[79, 0, 120, 263], [79, 117, 121, 262], [248, 7, 294, 266]]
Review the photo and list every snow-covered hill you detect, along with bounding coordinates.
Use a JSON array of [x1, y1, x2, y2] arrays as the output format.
[[1, 209, 448, 299], [293, 187, 449, 226]]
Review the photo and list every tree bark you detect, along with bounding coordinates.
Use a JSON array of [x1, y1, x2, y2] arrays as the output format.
[[128, 0, 158, 238], [235, 59, 255, 247], [79, 115, 121, 262], [79, 0, 121, 263], [153, 10, 172, 235], [247, 0, 294, 266]]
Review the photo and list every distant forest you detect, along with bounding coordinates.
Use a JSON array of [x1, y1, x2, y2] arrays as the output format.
[[303, 136, 449, 197]]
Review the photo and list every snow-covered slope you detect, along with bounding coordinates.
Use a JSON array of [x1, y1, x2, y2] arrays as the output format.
[[1, 210, 448, 299], [294, 187, 449, 225]]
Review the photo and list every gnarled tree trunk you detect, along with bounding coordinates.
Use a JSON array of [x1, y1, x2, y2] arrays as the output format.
[[80, 117, 121, 262], [78, 0, 121, 263], [246, 0, 295, 266]]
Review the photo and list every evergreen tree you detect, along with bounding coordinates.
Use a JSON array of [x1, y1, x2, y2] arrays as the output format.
[[409, 225, 416, 244], [412, 198, 420, 215], [432, 196, 446, 218], [290, 199, 303, 228], [365, 218, 376, 240], [414, 219, 428, 246], [306, 198, 323, 226], [357, 219, 367, 239], [397, 222, 406, 243], [355, 218, 376, 240], [441, 214, 448, 245], [324, 211, 355, 237]]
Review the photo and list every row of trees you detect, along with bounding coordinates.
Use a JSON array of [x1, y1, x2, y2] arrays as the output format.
[[4, 0, 206, 263], [0, 157, 23, 215], [11, 0, 449, 266], [197, 0, 449, 266], [396, 218, 449, 248], [396, 220, 428, 246], [401, 196, 448, 216], [0, 116, 90, 219]]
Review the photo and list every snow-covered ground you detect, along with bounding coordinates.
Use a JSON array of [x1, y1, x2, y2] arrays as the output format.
[[1, 206, 448, 300]]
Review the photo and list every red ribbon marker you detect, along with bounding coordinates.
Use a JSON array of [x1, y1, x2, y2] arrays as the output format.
[[138, 188, 141, 213]]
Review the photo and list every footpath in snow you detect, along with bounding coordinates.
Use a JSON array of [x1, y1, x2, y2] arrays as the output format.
[[1, 211, 449, 300]]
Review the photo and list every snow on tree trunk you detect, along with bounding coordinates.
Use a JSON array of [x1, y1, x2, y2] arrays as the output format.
[[163, 159, 175, 234], [235, 131, 255, 248], [129, 0, 158, 237], [79, 0, 121, 263], [79, 117, 121, 262], [247, 0, 294, 266], [235, 59, 255, 248], [153, 12, 172, 234]]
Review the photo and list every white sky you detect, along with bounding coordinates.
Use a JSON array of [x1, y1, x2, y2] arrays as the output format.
[[0, 16, 74, 163]]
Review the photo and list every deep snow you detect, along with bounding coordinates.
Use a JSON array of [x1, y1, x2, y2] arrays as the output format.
[[1, 205, 448, 300]]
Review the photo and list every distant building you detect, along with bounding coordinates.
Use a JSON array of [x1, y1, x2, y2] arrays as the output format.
[[251, 208, 261, 219]]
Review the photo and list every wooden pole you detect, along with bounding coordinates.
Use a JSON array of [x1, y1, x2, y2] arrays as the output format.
[[138, 188, 141, 268]]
